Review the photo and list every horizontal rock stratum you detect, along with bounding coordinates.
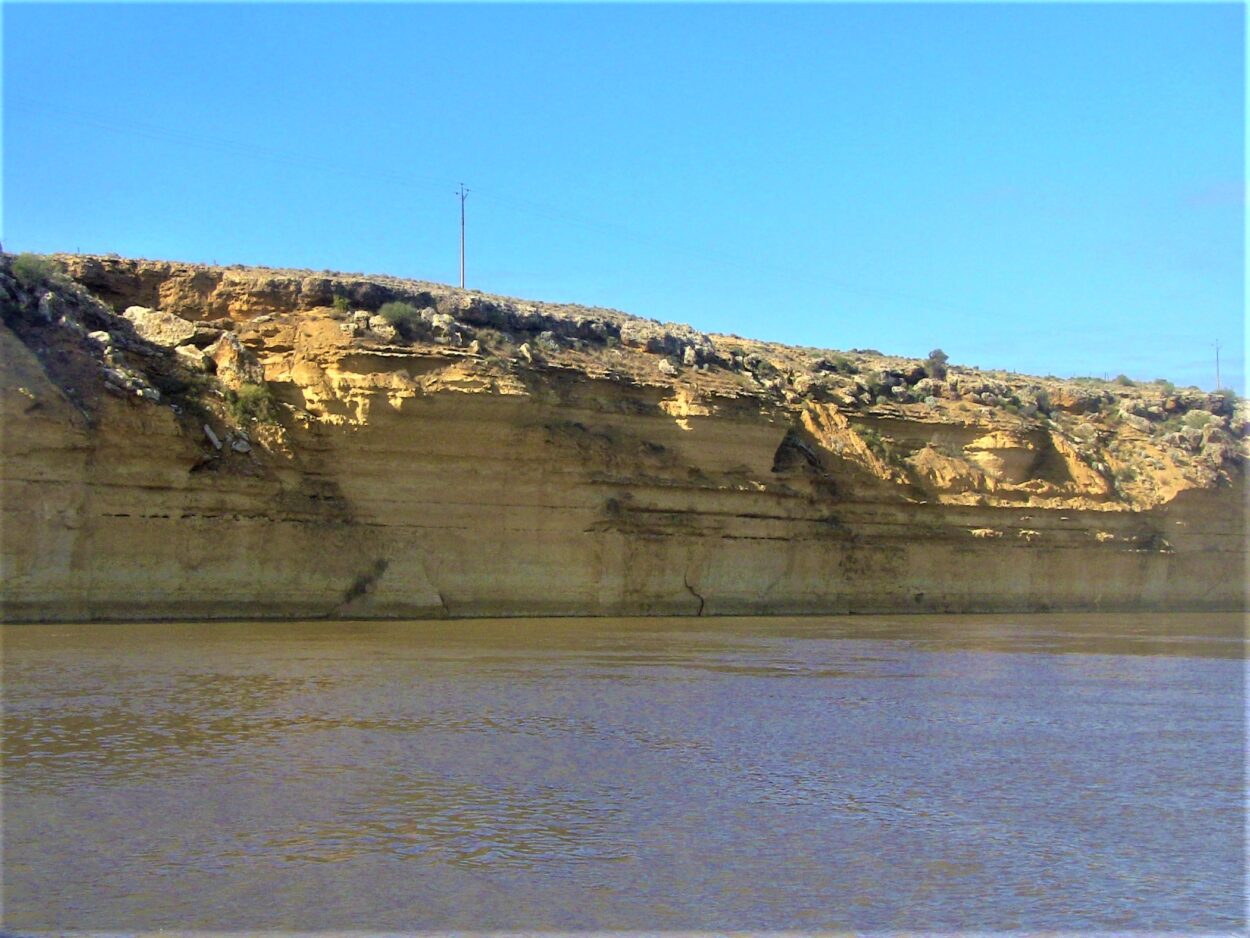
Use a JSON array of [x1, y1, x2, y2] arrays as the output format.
[[1, 253, 1245, 621]]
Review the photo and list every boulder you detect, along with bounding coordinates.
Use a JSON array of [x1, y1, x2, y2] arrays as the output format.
[[367, 316, 398, 342], [912, 377, 943, 399], [179, 324, 224, 349], [657, 358, 679, 377], [744, 353, 779, 379], [205, 333, 264, 389], [123, 306, 198, 348], [37, 291, 60, 323], [175, 345, 209, 371], [535, 330, 561, 354]]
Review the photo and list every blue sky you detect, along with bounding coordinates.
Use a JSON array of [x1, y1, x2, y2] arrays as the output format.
[[3, 2, 1244, 390]]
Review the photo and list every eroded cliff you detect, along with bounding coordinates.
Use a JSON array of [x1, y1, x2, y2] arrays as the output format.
[[2, 253, 1245, 621]]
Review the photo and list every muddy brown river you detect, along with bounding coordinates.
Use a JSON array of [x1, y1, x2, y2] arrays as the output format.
[[1, 613, 1244, 932]]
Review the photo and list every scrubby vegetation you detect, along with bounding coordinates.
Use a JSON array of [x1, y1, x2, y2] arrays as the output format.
[[377, 300, 421, 339], [924, 348, 949, 380], [858, 426, 896, 463], [225, 382, 279, 424], [12, 253, 65, 288], [814, 354, 859, 376]]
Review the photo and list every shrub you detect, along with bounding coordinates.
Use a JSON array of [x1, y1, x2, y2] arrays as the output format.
[[226, 382, 279, 424], [924, 348, 949, 380], [332, 295, 351, 313], [377, 300, 421, 339], [814, 354, 858, 376], [12, 253, 63, 288], [1182, 410, 1215, 430], [1153, 378, 1176, 393], [858, 426, 894, 462], [1113, 374, 1136, 387]]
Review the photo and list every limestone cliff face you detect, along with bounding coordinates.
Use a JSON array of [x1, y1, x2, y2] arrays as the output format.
[[2, 254, 1245, 621]]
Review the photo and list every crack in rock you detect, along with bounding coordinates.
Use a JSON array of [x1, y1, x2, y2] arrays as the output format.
[[683, 571, 706, 616]]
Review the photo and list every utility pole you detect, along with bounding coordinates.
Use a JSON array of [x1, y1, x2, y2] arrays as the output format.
[[456, 183, 469, 289], [1215, 339, 1222, 390]]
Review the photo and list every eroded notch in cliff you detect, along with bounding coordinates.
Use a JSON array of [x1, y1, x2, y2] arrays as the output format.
[[771, 428, 837, 497]]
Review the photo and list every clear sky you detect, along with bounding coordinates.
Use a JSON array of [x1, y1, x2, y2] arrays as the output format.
[[3, 2, 1244, 391]]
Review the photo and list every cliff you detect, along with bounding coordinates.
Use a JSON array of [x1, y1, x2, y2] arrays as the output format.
[[2, 253, 1245, 622]]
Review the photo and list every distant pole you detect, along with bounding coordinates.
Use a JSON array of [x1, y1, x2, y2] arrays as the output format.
[[1215, 340, 1221, 390], [456, 183, 470, 289]]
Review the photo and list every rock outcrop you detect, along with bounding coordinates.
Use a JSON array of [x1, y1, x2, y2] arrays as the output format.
[[1, 253, 1245, 622]]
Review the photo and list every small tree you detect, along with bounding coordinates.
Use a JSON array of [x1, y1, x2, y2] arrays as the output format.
[[924, 348, 949, 380]]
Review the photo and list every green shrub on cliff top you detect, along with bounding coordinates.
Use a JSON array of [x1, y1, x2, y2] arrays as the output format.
[[377, 300, 422, 340], [924, 348, 949, 380], [12, 253, 63, 288]]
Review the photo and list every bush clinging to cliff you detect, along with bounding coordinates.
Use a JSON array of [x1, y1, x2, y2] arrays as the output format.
[[12, 253, 64, 289], [226, 382, 279, 424], [377, 301, 421, 339]]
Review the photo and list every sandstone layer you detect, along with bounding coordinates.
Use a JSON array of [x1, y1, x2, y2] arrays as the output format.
[[2, 254, 1245, 621]]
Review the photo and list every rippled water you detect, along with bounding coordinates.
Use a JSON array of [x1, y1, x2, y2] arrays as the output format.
[[2, 614, 1245, 931]]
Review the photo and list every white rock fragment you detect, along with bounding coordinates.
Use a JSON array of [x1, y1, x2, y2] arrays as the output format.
[[203, 424, 222, 450], [367, 316, 398, 342], [175, 345, 209, 371], [37, 292, 59, 322], [123, 306, 198, 347], [205, 333, 264, 389]]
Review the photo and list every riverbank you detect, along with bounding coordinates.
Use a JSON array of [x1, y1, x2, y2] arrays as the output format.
[[2, 253, 1245, 621]]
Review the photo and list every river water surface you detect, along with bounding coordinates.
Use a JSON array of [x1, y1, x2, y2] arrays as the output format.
[[2, 613, 1245, 932]]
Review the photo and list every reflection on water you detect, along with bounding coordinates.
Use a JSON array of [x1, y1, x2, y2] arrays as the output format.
[[2, 613, 1245, 931]]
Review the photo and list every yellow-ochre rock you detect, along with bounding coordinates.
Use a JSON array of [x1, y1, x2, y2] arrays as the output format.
[[1, 253, 1245, 621]]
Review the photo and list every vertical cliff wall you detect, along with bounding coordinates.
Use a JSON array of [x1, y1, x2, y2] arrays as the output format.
[[2, 255, 1245, 621]]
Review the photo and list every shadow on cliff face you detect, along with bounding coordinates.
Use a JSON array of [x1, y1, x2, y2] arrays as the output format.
[[340, 558, 390, 608]]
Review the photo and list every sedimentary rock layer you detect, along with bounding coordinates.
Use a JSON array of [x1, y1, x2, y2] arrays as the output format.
[[2, 255, 1244, 621]]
